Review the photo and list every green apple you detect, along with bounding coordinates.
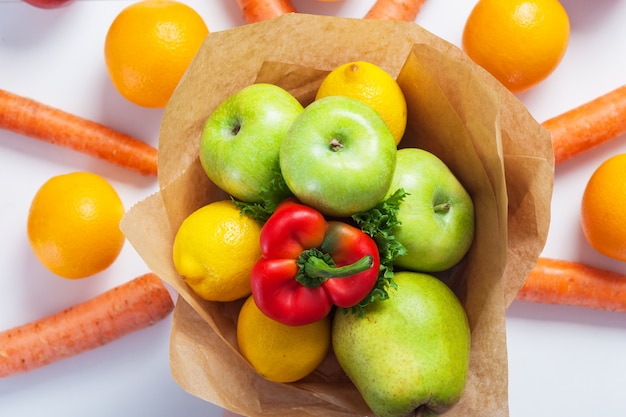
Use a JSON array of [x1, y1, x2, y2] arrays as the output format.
[[199, 83, 303, 204], [279, 96, 397, 217], [388, 148, 474, 272], [332, 271, 471, 417]]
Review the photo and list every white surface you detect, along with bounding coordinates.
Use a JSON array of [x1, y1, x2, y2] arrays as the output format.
[[1, 0, 625, 416]]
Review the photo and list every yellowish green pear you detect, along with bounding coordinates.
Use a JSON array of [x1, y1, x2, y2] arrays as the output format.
[[332, 271, 470, 417]]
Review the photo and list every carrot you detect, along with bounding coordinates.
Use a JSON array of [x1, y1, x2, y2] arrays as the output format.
[[235, 0, 425, 23], [364, 0, 426, 21], [516, 257, 626, 312], [543, 85, 626, 165], [236, 0, 296, 24], [0, 89, 158, 176], [0, 273, 174, 378]]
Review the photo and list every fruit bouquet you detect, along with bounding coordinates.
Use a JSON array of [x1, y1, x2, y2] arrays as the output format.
[[122, 13, 553, 417]]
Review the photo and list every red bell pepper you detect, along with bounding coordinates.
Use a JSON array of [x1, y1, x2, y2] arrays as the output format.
[[250, 199, 381, 326]]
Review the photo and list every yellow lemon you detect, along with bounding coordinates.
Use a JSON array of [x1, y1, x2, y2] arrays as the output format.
[[315, 61, 407, 145], [172, 200, 261, 301], [237, 295, 331, 383]]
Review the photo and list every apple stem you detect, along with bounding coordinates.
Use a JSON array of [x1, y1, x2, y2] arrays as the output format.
[[433, 203, 451, 213], [329, 138, 344, 152]]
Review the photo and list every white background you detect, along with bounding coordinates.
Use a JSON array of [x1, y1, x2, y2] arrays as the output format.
[[1, 0, 625, 416]]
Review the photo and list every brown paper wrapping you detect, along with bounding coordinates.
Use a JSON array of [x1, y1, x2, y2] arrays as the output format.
[[121, 14, 554, 417]]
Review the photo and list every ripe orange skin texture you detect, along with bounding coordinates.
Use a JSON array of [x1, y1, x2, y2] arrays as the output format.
[[580, 153, 626, 261], [104, 0, 209, 108], [27, 172, 125, 279], [462, 0, 570, 93]]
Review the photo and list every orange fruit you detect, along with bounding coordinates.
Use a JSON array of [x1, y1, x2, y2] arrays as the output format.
[[172, 200, 262, 302], [581, 154, 626, 261], [104, 0, 209, 108], [27, 172, 125, 279], [315, 61, 407, 145], [236, 295, 331, 383], [462, 0, 570, 93]]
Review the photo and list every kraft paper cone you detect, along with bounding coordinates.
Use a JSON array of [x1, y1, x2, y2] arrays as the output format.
[[121, 13, 553, 417]]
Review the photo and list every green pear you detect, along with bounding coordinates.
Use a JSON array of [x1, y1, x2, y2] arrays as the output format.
[[332, 271, 470, 417]]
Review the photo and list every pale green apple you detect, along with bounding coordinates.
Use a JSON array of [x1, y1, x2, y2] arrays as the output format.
[[332, 271, 471, 417], [279, 95, 397, 217], [388, 148, 474, 272], [199, 83, 303, 203]]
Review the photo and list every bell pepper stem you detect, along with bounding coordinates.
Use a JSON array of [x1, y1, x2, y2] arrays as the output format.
[[296, 248, 374, 288]]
